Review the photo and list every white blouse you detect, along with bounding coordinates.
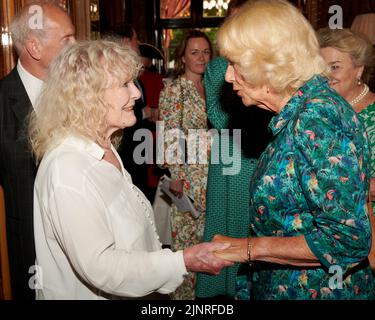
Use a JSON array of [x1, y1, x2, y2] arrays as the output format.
[[33, 136, 187, 299]]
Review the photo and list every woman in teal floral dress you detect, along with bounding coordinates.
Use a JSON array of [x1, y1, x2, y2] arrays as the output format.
[[213, 0, 375, 300], [318, 29, 375, 271], [158, 30, 212, 300]]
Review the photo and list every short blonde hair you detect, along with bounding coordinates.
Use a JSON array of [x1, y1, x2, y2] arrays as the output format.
[[29, 40, 142, 162], [217, 0, 328, 96], [317, 28, 375, 84]]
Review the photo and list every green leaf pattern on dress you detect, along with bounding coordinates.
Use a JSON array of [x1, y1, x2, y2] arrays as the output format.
[[249, 75, 375, 300]]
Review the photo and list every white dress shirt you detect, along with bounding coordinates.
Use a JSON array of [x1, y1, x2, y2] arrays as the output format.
[[17, 60, 44, 109], [34, 136, 187, 299]]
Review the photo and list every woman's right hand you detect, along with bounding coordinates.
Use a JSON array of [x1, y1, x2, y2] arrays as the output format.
[[183, 242, 234, 275], [169, 179, 184, 198]]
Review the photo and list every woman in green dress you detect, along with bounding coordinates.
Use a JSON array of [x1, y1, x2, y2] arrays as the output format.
[[213, 0, 375, 300], [196, 0, 272, 300], [318, 28, 375, 203], [195, 56, 271, 300], [318, 28, 375, 271]]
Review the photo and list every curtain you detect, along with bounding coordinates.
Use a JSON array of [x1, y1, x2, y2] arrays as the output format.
[[164, 0, 190, 18], [162, 0, 191, 64], [0, 0, 17, 79]]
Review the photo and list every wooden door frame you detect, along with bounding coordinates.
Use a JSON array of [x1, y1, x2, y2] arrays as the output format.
[[0, 186, 11, 300]]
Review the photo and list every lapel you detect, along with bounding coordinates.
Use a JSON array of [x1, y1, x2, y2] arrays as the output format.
[[6, 68, 32, 125]]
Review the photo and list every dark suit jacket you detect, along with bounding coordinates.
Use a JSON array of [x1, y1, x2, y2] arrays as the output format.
[[0, 68, 37, 300]]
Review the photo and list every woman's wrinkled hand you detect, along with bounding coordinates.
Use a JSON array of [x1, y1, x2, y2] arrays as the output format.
[[183, 242, 234, 275], [212, 234, 248, 263]]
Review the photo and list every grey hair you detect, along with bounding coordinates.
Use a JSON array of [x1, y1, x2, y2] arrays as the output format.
[[10, 0, 64, 54]]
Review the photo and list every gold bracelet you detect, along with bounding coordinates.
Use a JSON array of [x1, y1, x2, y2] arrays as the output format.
[[247, 236, 254, 267]]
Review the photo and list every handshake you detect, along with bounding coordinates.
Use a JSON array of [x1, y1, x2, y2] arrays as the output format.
[[183, 235, 248, 275]]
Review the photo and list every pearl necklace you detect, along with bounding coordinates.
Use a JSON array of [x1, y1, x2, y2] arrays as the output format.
[[350, 84, 369, 106]]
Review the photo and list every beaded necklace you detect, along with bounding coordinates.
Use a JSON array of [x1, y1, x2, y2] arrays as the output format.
[[350, 84, 369, 106]]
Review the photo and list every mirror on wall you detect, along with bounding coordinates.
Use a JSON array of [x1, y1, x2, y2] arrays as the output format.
[[90, 0, 100, 39]]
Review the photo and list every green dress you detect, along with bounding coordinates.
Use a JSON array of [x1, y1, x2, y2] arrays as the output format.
[[249, 75, 374, 300], [358, 102, 375, 211], [195, 57, 270, 299]]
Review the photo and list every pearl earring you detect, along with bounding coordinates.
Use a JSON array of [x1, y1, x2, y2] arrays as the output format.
[[357, 77, 362, 86]]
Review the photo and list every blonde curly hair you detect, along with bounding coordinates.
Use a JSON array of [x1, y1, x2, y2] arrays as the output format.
[[29, 40, 142, 162], [217, 0, 329, 96]]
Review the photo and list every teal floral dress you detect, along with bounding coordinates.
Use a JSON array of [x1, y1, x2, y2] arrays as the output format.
[[358, 102, 375, 211], [249, 75, 375, 300]]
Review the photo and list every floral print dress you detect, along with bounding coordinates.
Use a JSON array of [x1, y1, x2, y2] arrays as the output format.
[[158, 77, 210, 300], [249, 75, 375, 300], [358, 102, 375, 211]]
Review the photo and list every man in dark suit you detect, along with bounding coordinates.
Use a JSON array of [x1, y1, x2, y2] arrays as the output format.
[[0, 1, 75, 300]]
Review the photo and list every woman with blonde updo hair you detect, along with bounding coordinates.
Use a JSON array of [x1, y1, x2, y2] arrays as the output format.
[[28, 40, 232, 300], [213, 0, 375, 300]]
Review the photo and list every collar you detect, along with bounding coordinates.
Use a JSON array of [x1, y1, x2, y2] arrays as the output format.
[[17, 60, 44, 109], [62, 136, 107, 160], [61, 136, 132, 180], [178, 76, 195, 87], [268, 75, 329, 136]]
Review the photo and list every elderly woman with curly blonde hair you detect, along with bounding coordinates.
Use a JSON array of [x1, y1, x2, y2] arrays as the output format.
[[28, 40, 232, 300], [213, 0, 375, 300]]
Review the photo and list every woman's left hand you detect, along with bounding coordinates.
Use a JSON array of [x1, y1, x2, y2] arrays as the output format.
[[212, 234, 248, 263]]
